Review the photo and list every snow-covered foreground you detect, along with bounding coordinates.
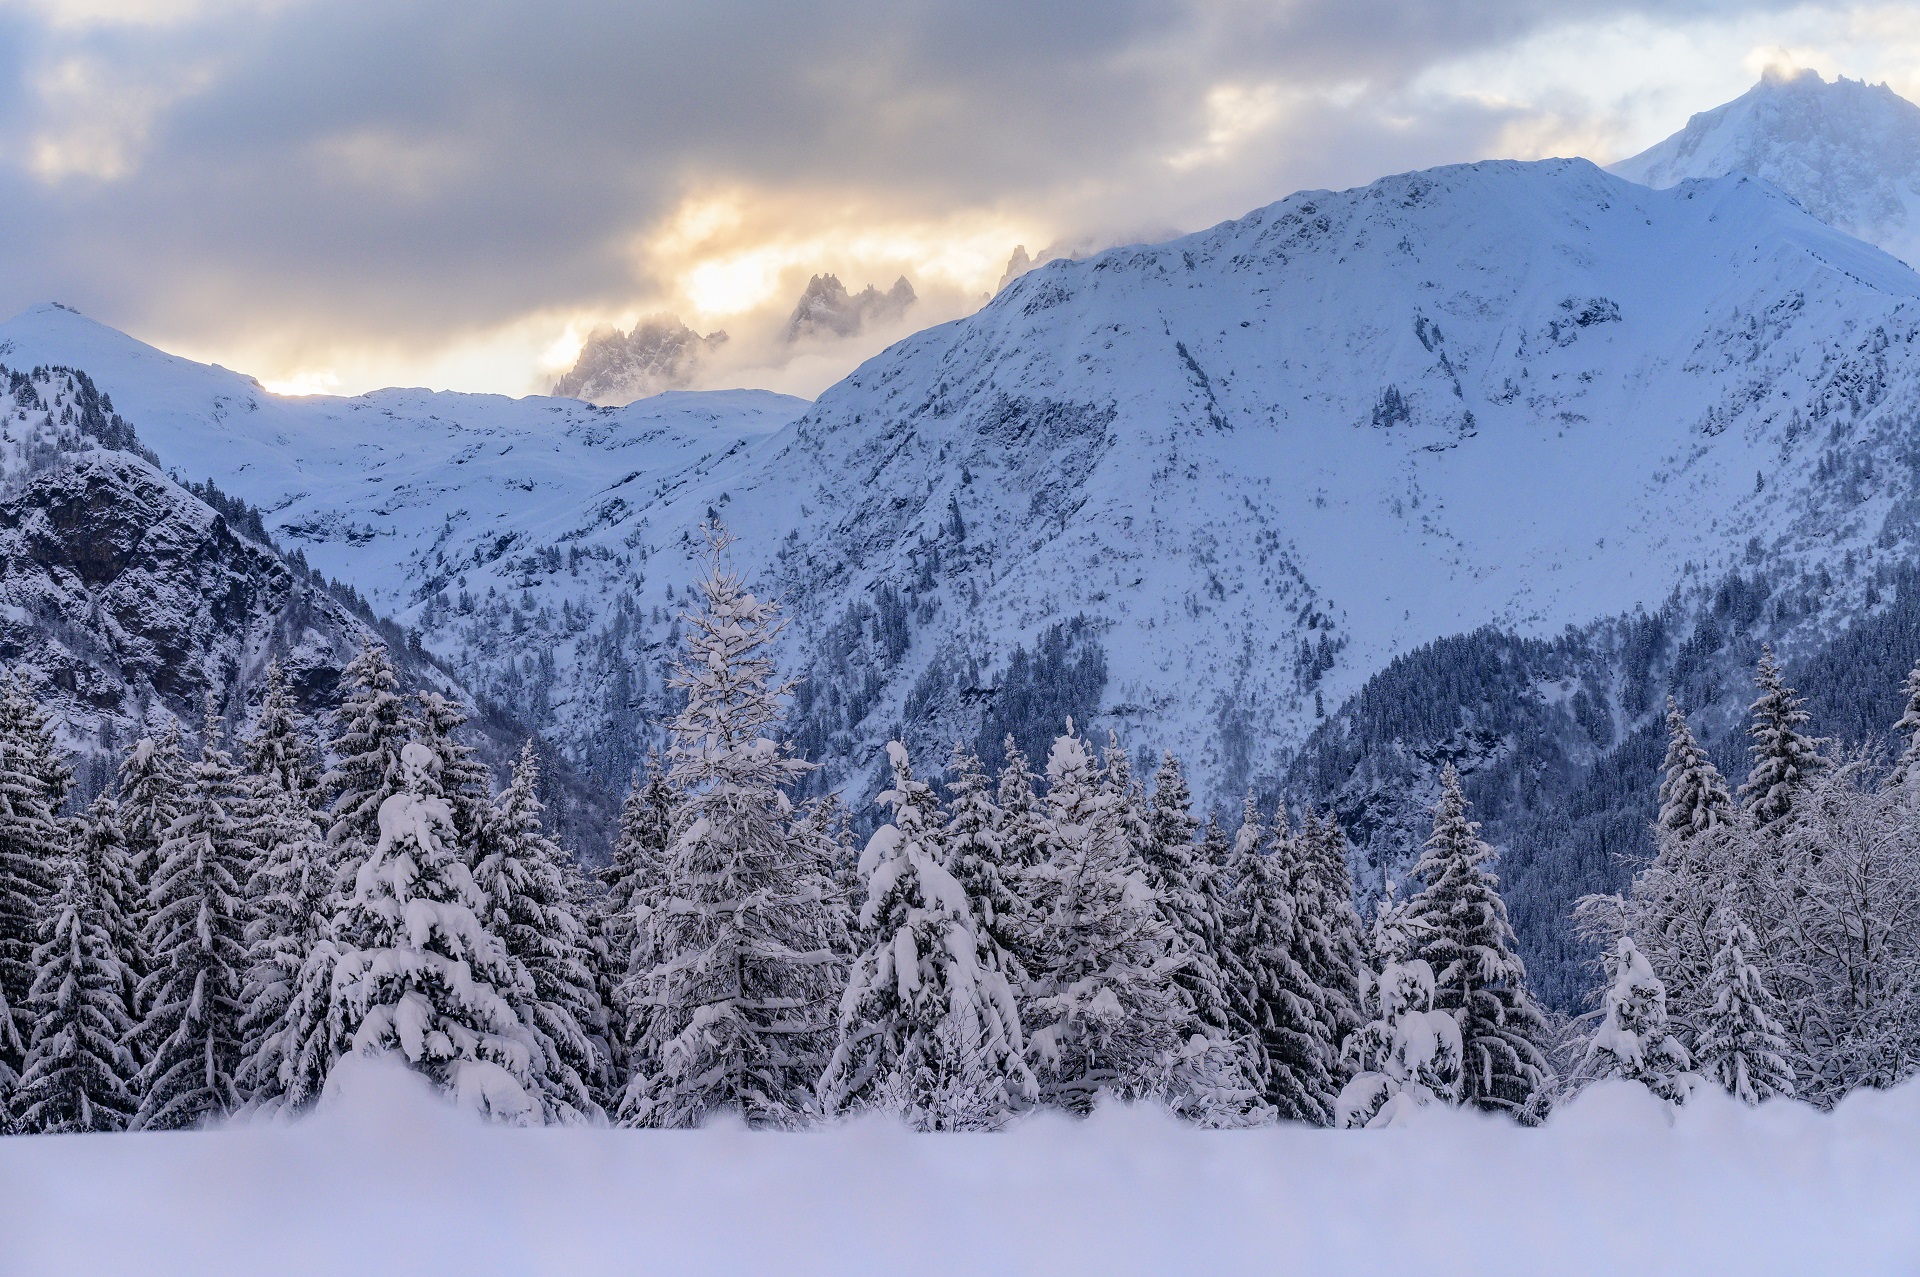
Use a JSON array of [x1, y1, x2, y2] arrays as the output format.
[[3, 1060, 1917, 1276]]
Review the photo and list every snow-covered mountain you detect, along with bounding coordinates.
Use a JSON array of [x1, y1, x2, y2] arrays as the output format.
[[552, 316, 730, 403], [12, 158, 1920, 816], [1612, 68, 1920, 267]]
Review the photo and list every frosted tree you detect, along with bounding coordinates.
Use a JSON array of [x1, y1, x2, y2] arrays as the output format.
[[132, 707, 251, 1130], [994, 736, 1054, 875], [1335, 958, 1462, 1129], [1582, 936, 1694, 1105], [70, 796, 144, 1026], [243, 662, 319, 804], [1139, 751, 1231, 1037], [821, 742, 1030, 1128], [473, 740, 607, 1121], [324, 638, 410, 852], [620, 531, 844, 1128], [331, 741, 545, 1122], [15, 833, 139, 1133], [1739, 647, 1824, 831], [234, 687, 337, 1107], [0, 673, 73, 1100], [415, 690, 496, 851], [592, 752, 673, 1093], [116, 719, 187, 905], [1658, 699, 1735, 839], [1024, 726, 1186, 1114], [1615, 701, 1743, 1037], [1693, 911, 1794, 1104], [1296, 810, 1367, 1077], [1407, 766, 1552, 1117], [1225, 803, 1337, 1124], [942, 742, 1030, 988], [1895, 658, 1920, 791]]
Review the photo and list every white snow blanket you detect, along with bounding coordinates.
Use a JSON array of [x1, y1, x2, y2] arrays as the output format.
[[2, 1056, 1916, 1275]]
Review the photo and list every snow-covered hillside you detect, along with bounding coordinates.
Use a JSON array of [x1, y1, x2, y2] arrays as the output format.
[[1612, 69, 1920, 267], [12, 157, 1920, 806]]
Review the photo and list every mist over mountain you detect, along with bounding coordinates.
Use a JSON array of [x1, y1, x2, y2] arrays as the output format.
[[1612, 68, 1920, 267], [552, 317, 729, 404]]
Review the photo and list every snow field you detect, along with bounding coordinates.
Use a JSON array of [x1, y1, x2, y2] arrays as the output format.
[[4, 1055, 1918, 1276]]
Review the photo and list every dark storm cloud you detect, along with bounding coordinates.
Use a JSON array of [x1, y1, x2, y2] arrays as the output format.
[[0, 0, 1818, 360]]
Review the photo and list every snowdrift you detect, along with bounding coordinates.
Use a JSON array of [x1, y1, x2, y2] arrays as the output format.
[[3, 1057, 1917, 1276]]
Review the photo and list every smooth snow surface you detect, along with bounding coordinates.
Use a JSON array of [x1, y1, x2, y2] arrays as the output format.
[[3, 1057, 1918, 1276]]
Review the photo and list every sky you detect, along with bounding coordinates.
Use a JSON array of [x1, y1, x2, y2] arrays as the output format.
[[3, 0, 1919, 400]]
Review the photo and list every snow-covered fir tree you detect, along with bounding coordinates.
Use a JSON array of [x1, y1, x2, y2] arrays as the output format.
[[234, 684, 336, 1107], [1225, 802, 1337, 1124], [115, 719, 187, 906], [591, 751, 673, 1098], [473, 740, 607, 1122], [1139, 751, 1232, 1037], [1895, 657, 1920, 791], [0, 673, 73, 1104], [324, 638, 410, 851], [1024, 725, 1186, 1114], [1407, 766, 1552, 1118], [1583, 935, 1694, 1105], [1739, 647, 1824, 831], [620, 532, 844, 1128], [1296, 810, 1366, 1084], [132, 707, 251, 1130], [1658, 698, 1735, 839], [15, 825, 139, 1133], [1693, 911, 1793, 1105], [414, 690, 496, 851], [942, 741, 1030, 990], [331, 741, 545, 1122], [821, 742, 1030, 1128], [1335, 957, 1462, 1129]]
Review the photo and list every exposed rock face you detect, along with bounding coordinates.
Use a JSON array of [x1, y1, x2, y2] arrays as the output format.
[[784, 274, 916, 342], [552, 315, 729, 405]]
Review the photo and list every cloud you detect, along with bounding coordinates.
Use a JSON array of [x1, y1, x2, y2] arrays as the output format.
[[0, 0, 1892, 397]]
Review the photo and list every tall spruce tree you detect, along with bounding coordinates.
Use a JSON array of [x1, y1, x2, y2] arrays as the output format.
[[16, 824, 139, 1133], [1023, 726, 1185, 1113], [1139, 751, 1232, 1037], [331, 741, 544, 1121], [1226, 804, 1337, 1124], [414, 690, 495, 851], [133, 707, 251, 1130], [473, 740, 607, 1122], [1659, 699, 1735, 839], [943, 742, 1031, 989], [592, 752, 673, 1099], [324, 638, 410, 852], [1693, 912, 1794, 1104], [1739, 647, 1824, 831], [821, 742, 1030, 1127], [620, 532, 844, 1128], [116, 719, 187, 905], [1406, 766, 1552, 1118], [1299, 810, 1367, 1069], [234, 680, 334, 1107], [0, 674, 75, 1110]]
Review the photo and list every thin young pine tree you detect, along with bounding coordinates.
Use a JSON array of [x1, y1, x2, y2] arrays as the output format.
[[593, 751, 673, 1093], [1407, 766, 1552, 1118], [0, 674, 74, 1107], [1693, 911, 1794, 1104], [473, 740, 607, 1122], [1582, 935, 1693, 1104], [619, 530, 844, 1129], [821, 742, 1030, 1128], [1739, 646, 1824, 832], [16, 817, 139, 1133], [132, 707, 252, 1130]]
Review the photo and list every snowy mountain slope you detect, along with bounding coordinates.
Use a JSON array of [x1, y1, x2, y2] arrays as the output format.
[[14, 158, 1920, 812], [1612, 69, 1920, 267], [0, 362, 615, 844]]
